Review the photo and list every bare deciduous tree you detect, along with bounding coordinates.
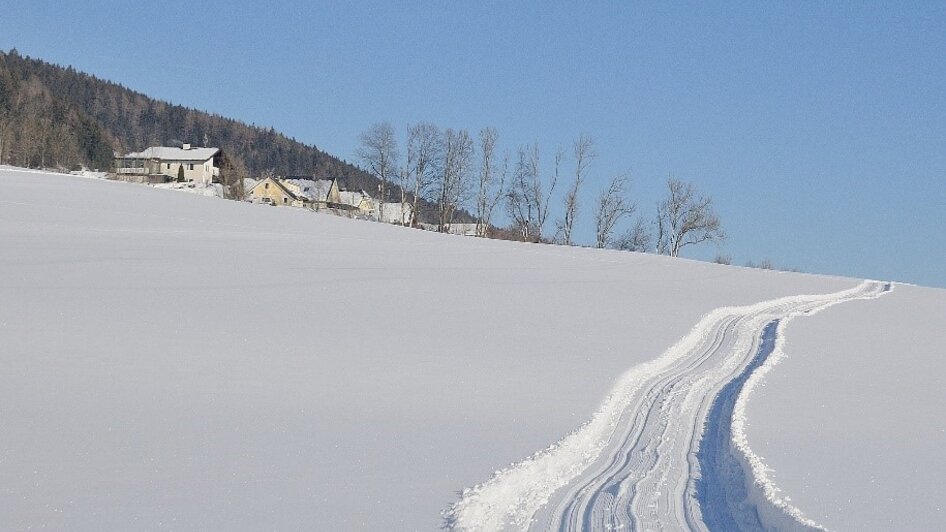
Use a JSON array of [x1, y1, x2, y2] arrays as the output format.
[[594, 174, 635, 248], [655, 201, 668, 255], [656, 177, 725, 257], [397, 134, 413, 225], [396, 165, 411, 224], [218, 152, 247, 200], [404, 122, 442, 227], [506, 142, 557, 242], [616, 216, 652, 252], [713, 253, 732, 265], [474, 127, 506, 237], [506, 147, 537, 241], [557, 134, 595, 245], [37, 115, 51, 168], [356, 122, 398, 222], [437, 128, 474, 230], [0, 109, 8, 165], [486, 151, 509, 236], [550, 147, 563, 237]]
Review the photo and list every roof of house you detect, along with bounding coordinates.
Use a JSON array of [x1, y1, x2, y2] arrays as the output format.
[[122, 146, 220, 162], [248, 177, 378, 210], [338, 190, 370, 207], [282, 178, 335, 202]]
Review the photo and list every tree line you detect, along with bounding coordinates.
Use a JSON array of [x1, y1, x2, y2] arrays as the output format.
[[0, 48, 726, 254], [358, 121, 725, 257]]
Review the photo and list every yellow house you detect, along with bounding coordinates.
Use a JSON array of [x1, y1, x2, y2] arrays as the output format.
[[247, 177, 301, 206], [247, 177, 350, 210], [245, 176, 389, 217]]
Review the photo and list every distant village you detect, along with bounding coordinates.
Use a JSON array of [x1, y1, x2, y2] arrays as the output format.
[[112, 143, 479, 236]]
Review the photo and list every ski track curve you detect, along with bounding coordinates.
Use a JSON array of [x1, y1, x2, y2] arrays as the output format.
[[444, 280, 890, 531]]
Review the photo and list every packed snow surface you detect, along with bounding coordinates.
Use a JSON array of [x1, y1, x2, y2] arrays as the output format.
[[744, 283, 946, 531], [447, 280, 888, 531], [0, 167, 905, 530]]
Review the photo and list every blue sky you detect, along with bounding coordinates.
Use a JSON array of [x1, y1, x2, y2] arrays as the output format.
[[3, 1, 944, 287]]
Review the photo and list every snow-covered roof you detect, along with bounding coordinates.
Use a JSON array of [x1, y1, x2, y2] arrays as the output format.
[[338, 190, 369, 207], [282, 179, 334, 202], [122, 146, 220, 162]]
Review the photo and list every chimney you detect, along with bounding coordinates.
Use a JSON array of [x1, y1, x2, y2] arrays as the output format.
[[182, 143, 191, 150]]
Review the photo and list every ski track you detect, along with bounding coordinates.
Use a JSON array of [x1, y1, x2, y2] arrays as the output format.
[[445, 280, 890, 531]]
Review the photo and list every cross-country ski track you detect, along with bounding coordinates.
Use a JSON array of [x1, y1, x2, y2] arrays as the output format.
[[446, 280, 891, 531]]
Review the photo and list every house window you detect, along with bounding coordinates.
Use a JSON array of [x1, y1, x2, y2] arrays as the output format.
[[188, 164, 194, 170], [264, 182, 269, 190], [167, 163, 171, 169], [283, 197, 288, 204]]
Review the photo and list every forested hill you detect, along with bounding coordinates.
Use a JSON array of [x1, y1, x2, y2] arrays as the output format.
[[0, 49, 378, 192]]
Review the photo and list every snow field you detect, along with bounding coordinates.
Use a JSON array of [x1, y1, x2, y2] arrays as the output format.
[[742, 283, 946, 530], [447, 281, 888, 531], [0, 168, 872, 530]]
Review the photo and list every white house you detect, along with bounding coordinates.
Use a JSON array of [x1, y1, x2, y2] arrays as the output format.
[[378, 202, 414, 225], [115, 144, 221, 185]]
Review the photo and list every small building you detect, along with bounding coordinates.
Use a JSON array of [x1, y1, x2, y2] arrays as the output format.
[[115, 144, 221, 185], [378, 202, 414, 225], [339, 190, 375, 216], [282, 178, 341, 207], [247, 176, 305, 207]]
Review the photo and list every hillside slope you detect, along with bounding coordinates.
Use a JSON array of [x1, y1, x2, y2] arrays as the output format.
[[0, 167, 875, 530], [0, 49, 454, 220], [0, 50, 348, 176]]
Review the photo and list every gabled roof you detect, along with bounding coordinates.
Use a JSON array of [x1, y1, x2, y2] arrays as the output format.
[[248, 176, 300, 201], [338, 190, 371, 207], [282, 178, 336, 202], [122, 146, 220, 162]]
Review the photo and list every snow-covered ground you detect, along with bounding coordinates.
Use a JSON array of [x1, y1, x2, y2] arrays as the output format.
[[743, 283, 946, 530], [448, 280, 889, 531], [151, 180, 225, 198], [0, 167, 935, 530]]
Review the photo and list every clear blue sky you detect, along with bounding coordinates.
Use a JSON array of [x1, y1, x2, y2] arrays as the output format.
[[3, 1, 944, 287]]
